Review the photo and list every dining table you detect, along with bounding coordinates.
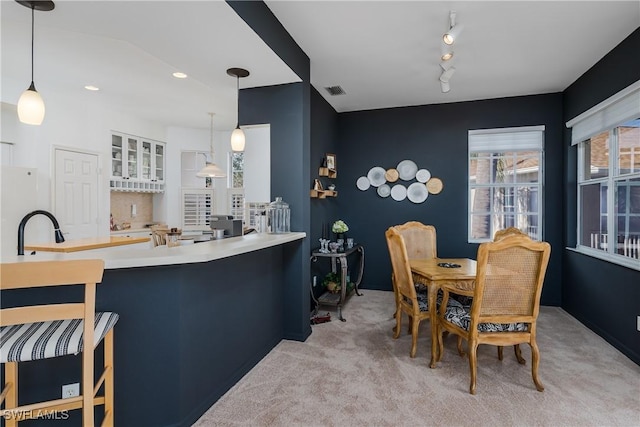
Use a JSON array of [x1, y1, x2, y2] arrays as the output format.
[[409, 257, 477, 368]]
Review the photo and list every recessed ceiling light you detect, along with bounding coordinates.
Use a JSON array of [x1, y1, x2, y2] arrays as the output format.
[[84, 85, 100, 91], [172, 72, 187, 79]]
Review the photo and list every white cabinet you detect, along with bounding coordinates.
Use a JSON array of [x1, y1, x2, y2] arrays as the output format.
[[111, 132, 165, 193]]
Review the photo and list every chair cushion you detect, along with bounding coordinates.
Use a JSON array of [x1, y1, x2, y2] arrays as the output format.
[[0, 312, 119, 363], [443, 303, 527, 333]]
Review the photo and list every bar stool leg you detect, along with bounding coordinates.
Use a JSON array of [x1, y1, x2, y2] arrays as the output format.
[[103, 329, 115, 426], [4, 362, 18, 427]]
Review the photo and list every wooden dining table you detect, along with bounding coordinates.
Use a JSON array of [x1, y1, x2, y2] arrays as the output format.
[[409, 257, 477, 368]]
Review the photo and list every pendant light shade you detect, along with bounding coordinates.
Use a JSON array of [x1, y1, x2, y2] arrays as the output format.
[[17, 82, 45, 125], [230, 128, 245, 152], [197, 113, 226, 178], [226, 67, 250, 152], [16, 1, 54, 126]]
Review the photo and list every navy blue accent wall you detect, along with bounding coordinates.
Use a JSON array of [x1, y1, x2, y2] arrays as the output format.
[[334, 94, 564, 306], [229, 0, 313, 328], [310, 87, 340, 302], [562, 28, 640, 364]]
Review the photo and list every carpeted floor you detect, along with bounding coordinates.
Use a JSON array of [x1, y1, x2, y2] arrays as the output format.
[[195, 290, 640, 426]]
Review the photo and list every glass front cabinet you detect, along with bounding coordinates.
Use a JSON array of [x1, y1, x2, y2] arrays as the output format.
[[111, 132, 165, 193]]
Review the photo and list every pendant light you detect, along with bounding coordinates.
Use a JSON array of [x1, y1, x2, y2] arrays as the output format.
[[196, 113, 226, 178], [16, 0, 55, 125], [226, 67, 250, 152]]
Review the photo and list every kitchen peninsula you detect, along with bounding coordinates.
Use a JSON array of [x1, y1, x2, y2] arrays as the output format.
[[1, 232, 306, 426]]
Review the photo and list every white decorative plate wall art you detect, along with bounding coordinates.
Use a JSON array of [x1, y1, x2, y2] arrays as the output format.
[[377, 183, 391, 198], [367, 166, 387, 187], [356, 176, 371, 191], [390, 184, 407, 201], [407, 182, 429, 203], [397, 160, 418, 181], [415, 169, 431, 183]]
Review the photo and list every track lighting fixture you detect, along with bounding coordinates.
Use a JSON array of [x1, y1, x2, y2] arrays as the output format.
[[439, 67, 456, 93], [440, 41, 454, 62], [16, 0, 55, 125], [443, 11, 464, 45], [227, 67, 250, 152]]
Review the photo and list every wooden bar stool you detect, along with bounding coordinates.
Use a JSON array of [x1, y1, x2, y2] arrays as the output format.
[[0, 259, 118, 426]]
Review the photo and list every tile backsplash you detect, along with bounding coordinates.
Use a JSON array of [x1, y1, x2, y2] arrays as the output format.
[[111, 192, 153, 229]]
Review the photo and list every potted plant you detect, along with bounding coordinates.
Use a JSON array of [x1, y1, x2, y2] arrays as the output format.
[[332, 219, 349, 240]]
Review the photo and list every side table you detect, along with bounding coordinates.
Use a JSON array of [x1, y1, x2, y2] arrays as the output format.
[[310, 245, 365, 321]]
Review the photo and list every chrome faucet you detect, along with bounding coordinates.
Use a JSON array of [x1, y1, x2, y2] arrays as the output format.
[[17, 210, 65, 255]]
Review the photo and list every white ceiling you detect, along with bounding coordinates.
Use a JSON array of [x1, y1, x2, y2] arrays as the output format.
[[0, 0, 300, 131], [265, 1, 640, 112], [1, 1, 638, 132]]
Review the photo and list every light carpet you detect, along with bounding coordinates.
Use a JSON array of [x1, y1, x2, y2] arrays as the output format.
[[195, 290, 640, 426]]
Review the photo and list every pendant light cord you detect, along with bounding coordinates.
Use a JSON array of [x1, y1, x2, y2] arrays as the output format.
[[236, 76, 240, 129], [30, 4, 35, 83], [209, 113, 215, 162]]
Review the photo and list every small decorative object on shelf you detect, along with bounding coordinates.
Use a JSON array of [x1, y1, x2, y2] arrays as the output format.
[[326, 153, 336, 171], [318, 238, 330, 253]]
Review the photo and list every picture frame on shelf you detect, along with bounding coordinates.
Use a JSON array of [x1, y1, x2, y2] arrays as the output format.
[[326, 153, 336, 171]]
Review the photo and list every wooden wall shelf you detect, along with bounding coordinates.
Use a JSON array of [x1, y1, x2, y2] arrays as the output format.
[[310, 189, 337, 199], [319, 167, 337, 178]]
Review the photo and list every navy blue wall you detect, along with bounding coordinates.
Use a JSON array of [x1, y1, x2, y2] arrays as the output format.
[[333, 94, 564, 306], [229, 1, 312, 339], [562, 28, 640, 364]]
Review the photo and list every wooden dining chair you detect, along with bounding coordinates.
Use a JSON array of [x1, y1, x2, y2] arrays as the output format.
[[494, 226, 529, 241], [388, 222, 437, 324], [437, 234, 551, 394], [0, 259, 118, 426], [385, 227, 432, 358]]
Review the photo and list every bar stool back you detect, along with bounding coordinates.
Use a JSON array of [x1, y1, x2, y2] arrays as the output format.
[[0, 259, 118, 426]]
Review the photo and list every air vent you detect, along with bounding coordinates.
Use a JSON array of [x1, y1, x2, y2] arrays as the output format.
[[324, 85, 346, 96]]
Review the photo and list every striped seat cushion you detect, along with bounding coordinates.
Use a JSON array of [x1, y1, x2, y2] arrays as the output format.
[[0, 312, 119, 363], [443, 304, 527, 333]]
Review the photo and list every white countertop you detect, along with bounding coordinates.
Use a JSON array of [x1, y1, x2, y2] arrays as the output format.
[[3, 232, 306, 269]]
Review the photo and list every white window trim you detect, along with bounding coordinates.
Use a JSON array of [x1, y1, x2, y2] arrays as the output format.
[[568, 80, 640, 271], [468, 126, 545, 243]]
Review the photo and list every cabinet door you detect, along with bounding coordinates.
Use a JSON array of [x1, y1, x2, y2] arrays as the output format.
[[154, 142, 165, 183], [141, 140, 153, 181], [126, 136, 139, 179], [111, 134, 124, 179]]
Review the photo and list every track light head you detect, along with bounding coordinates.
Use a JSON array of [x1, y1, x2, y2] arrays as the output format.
[[443, 11, 464, 45], [440, 42, 454, 62], [439, 67, 456, 83]]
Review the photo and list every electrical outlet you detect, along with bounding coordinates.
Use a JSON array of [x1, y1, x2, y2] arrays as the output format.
[[62, 383, 80, 398], [313, 276, 317, 287], [637, 316, 640, 332]]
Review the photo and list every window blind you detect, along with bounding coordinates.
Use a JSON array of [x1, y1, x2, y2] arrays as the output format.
[[566, 80, 640, 146], [181, 189, 214, 230], [469, 125, 545, 152]]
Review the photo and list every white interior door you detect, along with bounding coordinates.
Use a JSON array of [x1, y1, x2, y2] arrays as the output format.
[[54, 148, 99, 239]]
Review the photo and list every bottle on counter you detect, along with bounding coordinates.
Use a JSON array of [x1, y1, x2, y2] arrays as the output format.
[[267, 197, 290, 234]]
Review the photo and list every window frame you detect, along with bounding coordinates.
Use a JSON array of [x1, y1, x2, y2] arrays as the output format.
[[575, 123, 640, 270], [467, 126, 545, 243], [567, 80, 640, 271]]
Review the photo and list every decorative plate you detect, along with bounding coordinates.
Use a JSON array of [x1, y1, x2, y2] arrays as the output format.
[[356, 176, 370, 191], [377, 184, 391, 198], [415, 169, 431, 183], [390, 184, 407, 201], [407, 182, 429, 203], [385, 168, 399, 183], [426, 177, 444, 194], [397, 160, 418, 181], [367, 166, 387, 187]]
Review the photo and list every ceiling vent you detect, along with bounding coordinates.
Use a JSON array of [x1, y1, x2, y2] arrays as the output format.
[[324, 85, 346, 96]]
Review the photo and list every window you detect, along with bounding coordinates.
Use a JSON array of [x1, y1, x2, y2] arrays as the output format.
[[468, 126, 544, 242], [577, 119, 640, 261], [229, 151, 244, 188], [568, 80, 640, 269]]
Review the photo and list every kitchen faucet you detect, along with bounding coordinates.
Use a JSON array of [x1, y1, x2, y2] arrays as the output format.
[[17, 210, 65, 255]]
